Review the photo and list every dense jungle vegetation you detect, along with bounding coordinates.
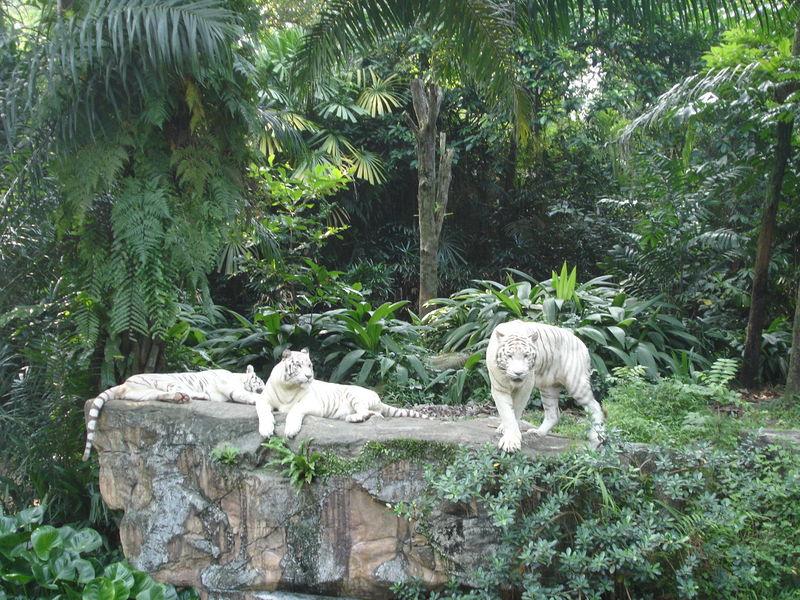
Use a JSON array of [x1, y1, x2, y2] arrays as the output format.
[[1, 1, 799, 598]]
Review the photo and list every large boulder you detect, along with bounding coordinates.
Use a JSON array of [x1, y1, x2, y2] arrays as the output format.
[[87, 399, 584, 599]]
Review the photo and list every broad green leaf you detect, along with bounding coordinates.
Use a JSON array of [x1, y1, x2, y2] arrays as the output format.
[[83, 577, 117, 600], [330, 349, 365, 382], [575, 326, 608, 346], [15, 506, 44, 528], [64, 528, 103, 554], [464, 352, 484, 370], [635, 343, 660, 376], [31, 525, 62, 560], [0, 515, 18, 535], [491, 290, 522, 316], [135, 582, 166, 600], [75, 558, 96, 583], [542, 298, 558, 323], [1, 572, 35, 585], [607, 326, 628, 348], [0, 532, 25, 556], [52, 552, 78, 582], [104, 563, 135, 597]]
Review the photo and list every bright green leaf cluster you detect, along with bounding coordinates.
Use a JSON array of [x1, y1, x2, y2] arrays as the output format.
[[0, 505, 193, 600]]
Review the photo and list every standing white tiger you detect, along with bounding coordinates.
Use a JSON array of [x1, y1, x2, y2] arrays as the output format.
[[486, 320, 605, 452], [257, 348, 430, 439], [82, 366, 265, 460]]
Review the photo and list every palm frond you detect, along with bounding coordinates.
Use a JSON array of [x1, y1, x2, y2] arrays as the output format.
[[616, 63, 761, 151], [7, 0, 242, 153], [345, 148, 387, 184], [356, 71, 405, 116]]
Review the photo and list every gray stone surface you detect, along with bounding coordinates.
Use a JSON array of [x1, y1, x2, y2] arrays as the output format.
[[87, 399, 585, 600]]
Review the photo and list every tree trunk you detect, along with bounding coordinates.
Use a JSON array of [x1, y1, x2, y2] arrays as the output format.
[[739, 117, 792, 387], [740, 11, 800, 387], [405, 79, 455, 316], [786, 281, 800, 400]]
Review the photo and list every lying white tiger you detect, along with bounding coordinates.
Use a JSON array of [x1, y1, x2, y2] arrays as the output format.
[[82, 365, 265, 460], [256, 348, 429, 439], [486, 320, 605, 452]]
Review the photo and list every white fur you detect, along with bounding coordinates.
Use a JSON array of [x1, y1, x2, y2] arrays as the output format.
[[257, 348, 428, 438], [486, 320, 605, 452], [82, 366, 265, 460]]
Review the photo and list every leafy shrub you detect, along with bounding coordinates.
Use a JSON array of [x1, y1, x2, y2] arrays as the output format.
[[424, 266, 708, 378], [394, 439, 800, 600], [602, 362, 746, 446], [0, 505, 197, 600]]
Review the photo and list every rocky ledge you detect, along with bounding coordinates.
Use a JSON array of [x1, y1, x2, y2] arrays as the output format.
[[87, 399, 586, 599]]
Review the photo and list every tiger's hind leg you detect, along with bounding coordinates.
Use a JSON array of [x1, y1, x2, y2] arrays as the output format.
[[344, 396, 382, 422], [119, 386, 193, 404], [530, 386, 561, 437], [568, 378, 606, 448]]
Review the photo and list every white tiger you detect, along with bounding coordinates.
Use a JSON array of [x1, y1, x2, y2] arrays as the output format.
[[82, 365, 265, 461], [256, 348, 430, 439], [486, 320, 605, 452]]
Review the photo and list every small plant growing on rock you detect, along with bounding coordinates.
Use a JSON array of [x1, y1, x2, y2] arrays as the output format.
[[262, 437, 321, 491], [210, 445, 242, 465]]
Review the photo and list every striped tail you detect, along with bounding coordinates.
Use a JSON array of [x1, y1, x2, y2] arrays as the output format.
[[82, 390, 112, 461], [379, 404, 432, 419]]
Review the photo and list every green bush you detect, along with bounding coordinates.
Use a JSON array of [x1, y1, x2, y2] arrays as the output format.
[[394, 439, 800, 600], [423, 266, 708, 378], [0, 505, 197, 600], [600, 360, 750, 447]]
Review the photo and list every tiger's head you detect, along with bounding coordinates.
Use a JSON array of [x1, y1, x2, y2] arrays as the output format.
[[243, 365, 266, 394], [493, 322, 539, 383], [279, 348, 315, 388]]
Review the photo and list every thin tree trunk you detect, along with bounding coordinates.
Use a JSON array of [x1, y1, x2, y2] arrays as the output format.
[[405, 79, 454, 316], [786, 281, 800, 400], [739, 117, 792, 386], [740, 10, 800, 387]]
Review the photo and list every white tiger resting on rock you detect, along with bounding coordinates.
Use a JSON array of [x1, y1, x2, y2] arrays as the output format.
[[256, 348, 430, 439], [82, 365, 265, 461], [486, 320, 606, 452]]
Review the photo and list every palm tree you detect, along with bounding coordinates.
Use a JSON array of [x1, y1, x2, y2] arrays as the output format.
[[294, 0, 779, 315]]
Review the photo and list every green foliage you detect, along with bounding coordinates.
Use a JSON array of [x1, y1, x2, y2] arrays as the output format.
[[254, 28, 400, 183], [425, 268, 706, 378], [0, 504, 196, 600], [394, 439, 800, 600], [262, 437, 321, 491], [316, 440, 459, 479], [601, 358, 757, 446], [316, 298, 427, 385], [209, 445, 241, 466]]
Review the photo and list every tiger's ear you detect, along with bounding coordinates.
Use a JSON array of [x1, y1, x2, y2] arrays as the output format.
[[246, 365, 254, 374], [495, 330, 505, 340], [281, 349, 292, 360], [529, 330, 539, 343], [301, 348, 310, 355]]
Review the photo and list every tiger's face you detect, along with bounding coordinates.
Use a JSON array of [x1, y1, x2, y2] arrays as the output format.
[[280, 348, 315, 387], [244, 365, 266, 393], [494, 331, 538, 383]]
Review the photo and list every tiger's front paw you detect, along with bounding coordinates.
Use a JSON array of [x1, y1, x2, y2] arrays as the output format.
[[259, 424, 274, 438], [284, 423, 301, 439], [497, 432, 522, 453], [173, 392, 190, 404]]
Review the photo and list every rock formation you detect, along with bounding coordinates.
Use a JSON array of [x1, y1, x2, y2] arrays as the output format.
[[87, 399, 582, 599]]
